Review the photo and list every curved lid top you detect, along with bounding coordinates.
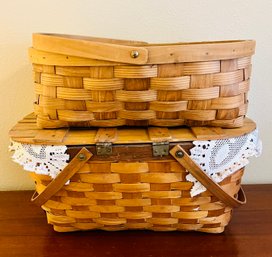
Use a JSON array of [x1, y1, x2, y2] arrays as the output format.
[[9, 113, 256, 145]]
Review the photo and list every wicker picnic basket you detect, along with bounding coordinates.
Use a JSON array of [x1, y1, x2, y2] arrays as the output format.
[[30, 33, 255, 128], [9, 114, 257, 233]]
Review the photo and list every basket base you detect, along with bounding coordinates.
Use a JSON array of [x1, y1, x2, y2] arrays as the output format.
[[51, 223, 227, 233], [46, 209, 232, 234]]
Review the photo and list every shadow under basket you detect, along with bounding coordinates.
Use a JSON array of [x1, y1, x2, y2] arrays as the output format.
[[30, 33, 255, 128], [9, 114, 257, 233]]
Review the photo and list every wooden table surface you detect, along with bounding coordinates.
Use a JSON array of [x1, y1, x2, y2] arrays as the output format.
[[0, 184, 271, 257]]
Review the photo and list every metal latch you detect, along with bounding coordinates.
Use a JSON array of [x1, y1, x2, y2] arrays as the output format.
[[96, 142, 112, 156], [152, 142, 169, 157]]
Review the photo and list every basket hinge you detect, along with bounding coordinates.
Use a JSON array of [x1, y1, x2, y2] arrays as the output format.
[[96, 142, 113, 156], [152, 142, 169, 157]]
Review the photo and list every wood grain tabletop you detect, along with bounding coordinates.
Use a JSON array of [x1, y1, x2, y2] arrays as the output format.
[[0, 184, 271, 257]]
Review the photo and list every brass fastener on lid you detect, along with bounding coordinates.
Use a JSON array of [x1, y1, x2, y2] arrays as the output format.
[[78, 153, 86, 161], [130, 50, 139, 58], [175, 150, 184, 158]]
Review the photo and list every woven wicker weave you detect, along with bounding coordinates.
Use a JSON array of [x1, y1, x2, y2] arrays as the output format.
[[9, 114, 256, 233], [29, 161, 244, 233], [30, 34, 255, 128]]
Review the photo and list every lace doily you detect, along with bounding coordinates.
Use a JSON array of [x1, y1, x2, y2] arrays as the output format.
[[9, 141, 69, 178], [187, 129, 262, 196], [9, 129, 261, 196]]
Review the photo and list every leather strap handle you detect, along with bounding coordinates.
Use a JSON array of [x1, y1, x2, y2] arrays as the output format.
[[31, 147, 93, 206], [170, 145, 246, 208]]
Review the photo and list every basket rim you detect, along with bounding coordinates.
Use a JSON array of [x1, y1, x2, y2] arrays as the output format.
[[35, 33, 254, 46], [32, 33, 256, 65], [9, 114, 256, 145]]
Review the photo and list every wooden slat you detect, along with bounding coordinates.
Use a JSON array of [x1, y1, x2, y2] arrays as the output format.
[[142, 191, 181, 198], [79, 174, 120, 184], [216, 109, 239, 120], [219, 84, 240, 97], [72, 223, 102, 230], [57, 87, 92, 100], [11, 123, 39, 131], [118, 212, 152, 219], [213, 70, 244, 86], [115, 90, 157, 102], [147, 218, 178, 225], [113, 183, 150, 192], [220, 59, 238, 72], [149, 119, 185, 127], [86, 101, 123, 112], [43, 200, 72, 210], [83, 78, 124, 90], [85, 192, 122, 200], [65, 210, 100, 219], [143, 205, 180, 213], [140, 173, 182, 183], [183, 61, 220, 75], [9, 130, 38, 139], [116, 199, 151, 207], [211, 94, 244, 109], [22, 113, 36, 120], [150, 76, 190, 90], [180, 110, 217, 121], [172, 211, 208, 219], [119, 110, 156, 120], [148, 127, 172, 142], [172, 197, 211, 206], [93, 218, 127, 226], [41, 73, 64, 87], [64, 182, 94, 192], [57, 110, 94, 122], [88, 205, 124, 213], [149, 101, 188, 112], [56, 66, 90, 77], [191, 127, 226, 139], [114, 65, 158, 78], [63, 77, 83, 88], [61, 197, 96, 206], [94, 128, 118, 143], [111, 163, 149, 173], [181, 87, 220, 100], [210, 116, 244, 128], [34, 129, 68, 143]]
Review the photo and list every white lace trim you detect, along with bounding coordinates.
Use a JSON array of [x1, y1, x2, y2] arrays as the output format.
[[9, 141, 69, 179], [187, 129, 262, 197], [9, 130, 261, 196]]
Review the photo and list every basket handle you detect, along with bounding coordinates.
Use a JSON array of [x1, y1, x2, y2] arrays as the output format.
[[170, 145, 246, 208], [32, 33, 149, 65], [31, 147, 93, 206], [32, 33, 255, 65]]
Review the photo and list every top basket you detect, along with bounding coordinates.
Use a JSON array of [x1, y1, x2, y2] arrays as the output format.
[[30, 33, 255, 128]]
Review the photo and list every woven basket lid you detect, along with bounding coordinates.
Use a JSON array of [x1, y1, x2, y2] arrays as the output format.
[[9, 113, 256, 146]]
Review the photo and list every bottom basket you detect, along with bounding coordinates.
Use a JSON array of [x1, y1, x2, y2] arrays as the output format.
[[29, 160, 244, 233], [9, 114, 260, 233]]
